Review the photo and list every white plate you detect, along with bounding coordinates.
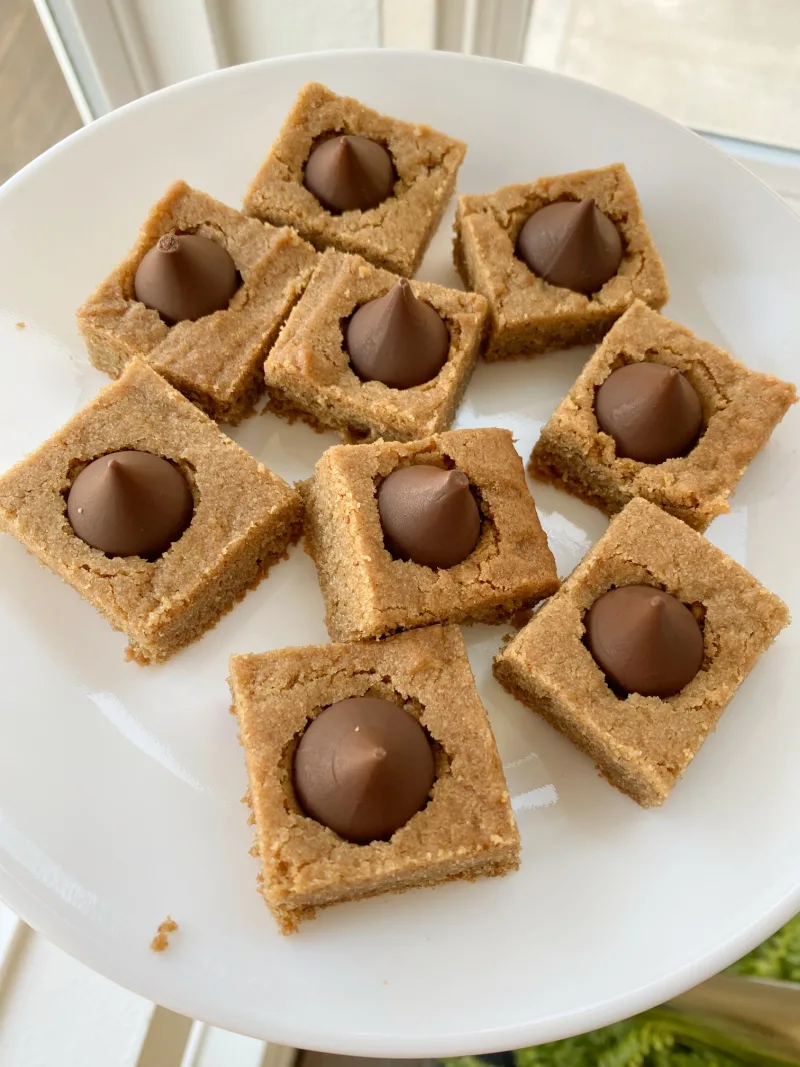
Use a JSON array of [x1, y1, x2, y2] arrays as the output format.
[[0, 49, 798, 1058]]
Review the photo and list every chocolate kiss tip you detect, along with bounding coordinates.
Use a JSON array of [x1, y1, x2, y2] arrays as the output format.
[[445, 470, 470, 489], [570, 197, 602, 237], [637, 594, 667, 626], [334, 136, 365, 173], [655, 368, 684, 401], [390, 278, 414, 305], [430, 470, 470, 501], [351, 741, 387, 773], [381, 279, 421, 326]]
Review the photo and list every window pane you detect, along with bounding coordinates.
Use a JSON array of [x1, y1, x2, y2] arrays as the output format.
[[526, 0, 800, 151]]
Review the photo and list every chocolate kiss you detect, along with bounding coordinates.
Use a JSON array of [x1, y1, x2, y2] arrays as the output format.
[[67, 450, 193, 558], [377, 465, 481, 569], [133, 233, 238, 326], [595, 362, 703, 463], [304, 134, 394, 213], [585, 585, 704, 698], [345, 279, 450, 389], [293, 696, 435, 844], [516, 197, 623, 294]]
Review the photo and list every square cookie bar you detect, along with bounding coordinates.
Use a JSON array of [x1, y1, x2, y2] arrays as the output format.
[[230, 624, 520, 933], [265, 250, 487, 442], [0, 360, 302, 663], [454, 163, 668, 360], [77, 180, 317, 424], [302, 427, 559, 641], [529, 301, 797, 531], [494, 498, 789, 807], [243, 82, 466, 277]]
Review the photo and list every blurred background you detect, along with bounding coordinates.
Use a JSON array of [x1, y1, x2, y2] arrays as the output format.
[[3, 0, 800, 206]]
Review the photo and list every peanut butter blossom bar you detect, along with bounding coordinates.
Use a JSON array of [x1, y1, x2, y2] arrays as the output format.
[[301, 427, 559, 642], [230, 624, 519, 933], [0, 361, 301, 662], [454, 163, 668, 360], [264, 250, 487, 442], [494, 498, 789, 807], [529, 301, 797, 530], [243, 82, 466, 277], [77, 180, 317, 423]]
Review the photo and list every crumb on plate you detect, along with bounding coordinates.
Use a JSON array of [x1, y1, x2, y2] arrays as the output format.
[[150, 915, 178, 952]]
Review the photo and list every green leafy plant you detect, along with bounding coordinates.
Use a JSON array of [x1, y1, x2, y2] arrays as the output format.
[[730, 914, 800, 984], [444, 914, 800, 1067]]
